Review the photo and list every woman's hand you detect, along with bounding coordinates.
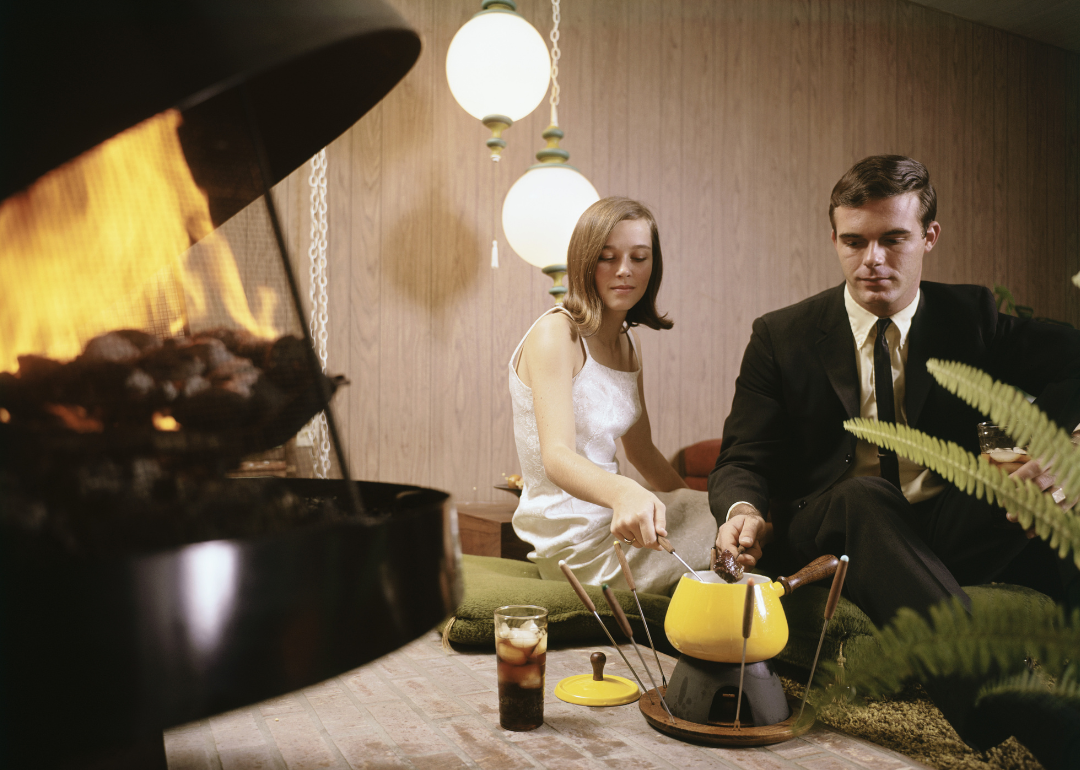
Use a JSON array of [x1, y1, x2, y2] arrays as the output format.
[[715, 504, 771, 568], [610, 486, 668, 551]]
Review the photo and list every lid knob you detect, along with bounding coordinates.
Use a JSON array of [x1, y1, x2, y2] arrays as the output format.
[[590, 651, 606, 681]]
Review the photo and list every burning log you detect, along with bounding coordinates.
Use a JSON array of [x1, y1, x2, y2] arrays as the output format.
[[0, 328, 352, 557], [0, 328, 344, 450]]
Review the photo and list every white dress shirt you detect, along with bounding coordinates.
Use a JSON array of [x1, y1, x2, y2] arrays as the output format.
[[839, 285, 945, 503]]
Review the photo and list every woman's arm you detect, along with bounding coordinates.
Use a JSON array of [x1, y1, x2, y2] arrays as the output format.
[[522, 314, 668, 549], [621, 365, 688, 493]]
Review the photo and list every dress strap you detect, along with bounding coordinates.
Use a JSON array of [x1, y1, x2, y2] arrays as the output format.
[[509, 306, 575, 370]]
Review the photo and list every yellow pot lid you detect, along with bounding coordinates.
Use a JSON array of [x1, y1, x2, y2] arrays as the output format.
[[554, 652, 640, 706]]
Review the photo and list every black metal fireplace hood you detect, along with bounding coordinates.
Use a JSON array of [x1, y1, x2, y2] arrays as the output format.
[[0, 6, 463, 769], [0, 0, 420, 218]]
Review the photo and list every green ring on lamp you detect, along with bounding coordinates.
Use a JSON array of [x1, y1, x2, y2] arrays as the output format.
[[536, 148, 570, 162], [486, 137, 507, 150], [482, 0, 517, 10], [482, 114, 514, 127]]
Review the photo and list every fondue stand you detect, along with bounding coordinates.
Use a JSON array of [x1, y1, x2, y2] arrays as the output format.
[[638, 555, 840, 746]]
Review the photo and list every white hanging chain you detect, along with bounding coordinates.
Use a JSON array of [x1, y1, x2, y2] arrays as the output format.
[[549, 0, 561, 126], [307, 149, 332, 480]]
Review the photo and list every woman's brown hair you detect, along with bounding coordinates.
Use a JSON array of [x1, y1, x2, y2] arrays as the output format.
[[561, 196, 673, 337]]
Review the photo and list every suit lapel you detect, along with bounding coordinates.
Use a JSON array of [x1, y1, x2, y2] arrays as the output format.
[[905, 291, 933, 428], [906, 287, 974, 428], [816, 287, 860, 419]]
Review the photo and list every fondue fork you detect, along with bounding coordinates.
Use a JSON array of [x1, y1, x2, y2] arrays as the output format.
[[613, 540, 667, 687], [656, 536, 705, 581], [798, 554, 850, 723], [733, 578, 756, 729], [558, 560, 648, 694], [601, 583, 676, 725]]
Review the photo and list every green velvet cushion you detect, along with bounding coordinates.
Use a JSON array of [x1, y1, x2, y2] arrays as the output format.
[[443, 555, 673, 651], [777, 585, 877, 673]]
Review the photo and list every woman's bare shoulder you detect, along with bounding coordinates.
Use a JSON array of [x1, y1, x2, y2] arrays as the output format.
[[518, 312, 581, 387], [526, 311, 579, 351]]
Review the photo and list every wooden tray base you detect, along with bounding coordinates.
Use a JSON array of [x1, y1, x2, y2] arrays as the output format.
[[639, 689, 813, 747]]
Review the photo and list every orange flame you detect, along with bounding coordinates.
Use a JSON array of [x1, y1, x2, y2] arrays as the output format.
[[0, 109, 280, 373], [152, 412, 181, 432]]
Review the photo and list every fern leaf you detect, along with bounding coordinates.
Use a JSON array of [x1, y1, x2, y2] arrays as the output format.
[[925, 359, 1080, 497], [979, 668, 1080, 708], [844, 418, 1080, 566], [825, 597, 1080, 698]]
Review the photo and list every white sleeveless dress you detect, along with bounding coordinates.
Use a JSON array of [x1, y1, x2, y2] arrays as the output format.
[[508, 307, 717, 596]]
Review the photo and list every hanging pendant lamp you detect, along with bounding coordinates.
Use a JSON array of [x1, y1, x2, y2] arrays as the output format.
[[445, 0, 551, 160], [501, 0, 598, 301]]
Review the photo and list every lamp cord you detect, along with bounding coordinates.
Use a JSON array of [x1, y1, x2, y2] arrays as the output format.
[[491, 159, 499, 268], [548, 0, 565, 126], [307, 149, 332, 479], [549, 0, 561, 126]]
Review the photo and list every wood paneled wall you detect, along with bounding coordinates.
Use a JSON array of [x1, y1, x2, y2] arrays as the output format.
[[270, 0, 1080, 503]]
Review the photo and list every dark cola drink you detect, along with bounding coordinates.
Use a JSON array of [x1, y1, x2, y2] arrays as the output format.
[[494, 606, 548, 731]]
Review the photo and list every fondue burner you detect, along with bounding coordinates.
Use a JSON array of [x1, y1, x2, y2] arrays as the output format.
[[667, 656, 789, 726], [638, 658, 812, 746]]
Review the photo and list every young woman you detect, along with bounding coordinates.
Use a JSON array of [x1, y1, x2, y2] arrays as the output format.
[[508, 197, 718, 595]]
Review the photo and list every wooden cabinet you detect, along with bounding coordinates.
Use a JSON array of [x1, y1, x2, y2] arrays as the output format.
[[456, 501, 532, 562]]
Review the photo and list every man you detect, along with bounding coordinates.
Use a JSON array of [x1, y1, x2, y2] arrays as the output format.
[[709, 155, 1080, 761]]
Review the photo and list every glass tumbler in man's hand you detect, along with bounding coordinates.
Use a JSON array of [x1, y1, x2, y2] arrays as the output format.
[[977, 422, 1028, 475]]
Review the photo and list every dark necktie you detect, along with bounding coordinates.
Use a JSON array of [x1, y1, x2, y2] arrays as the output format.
[[874, 318, 901, 488]]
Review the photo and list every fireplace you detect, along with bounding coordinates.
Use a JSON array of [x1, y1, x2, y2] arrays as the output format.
[[0, 2, 461, 768]]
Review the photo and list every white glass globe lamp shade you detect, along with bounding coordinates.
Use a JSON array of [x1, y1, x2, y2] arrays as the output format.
[[502, 139, 599, 301], [445, 1, 551, 160]]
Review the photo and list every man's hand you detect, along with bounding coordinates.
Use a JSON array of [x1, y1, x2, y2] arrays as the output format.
[[1007, 458, 1075, 538], [715, 503, 772, 568]]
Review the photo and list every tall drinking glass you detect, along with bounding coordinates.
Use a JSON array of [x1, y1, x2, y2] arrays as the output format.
[[494, 605, 547, 731]]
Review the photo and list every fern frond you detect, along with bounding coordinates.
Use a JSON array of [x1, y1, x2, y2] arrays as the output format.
[[824, 596, 1080, 698], [844, 418, 1080, 566], [926, 359, 1080, 497], [978, 668, 1080, 708]]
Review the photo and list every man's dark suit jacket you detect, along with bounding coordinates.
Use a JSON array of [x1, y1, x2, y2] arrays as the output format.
[[709, 281, 1080, 540]]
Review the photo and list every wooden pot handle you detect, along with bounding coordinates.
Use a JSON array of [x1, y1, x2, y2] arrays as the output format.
[[777, 554, 839, 595]]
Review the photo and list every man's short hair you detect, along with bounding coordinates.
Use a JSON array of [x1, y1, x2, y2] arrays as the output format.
[[829, 155, 937, 235]]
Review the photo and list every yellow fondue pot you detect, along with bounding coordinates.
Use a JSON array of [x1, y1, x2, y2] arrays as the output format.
[[664, 555, 839, 663]]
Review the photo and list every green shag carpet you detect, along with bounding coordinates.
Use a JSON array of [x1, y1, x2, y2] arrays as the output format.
[[776, 669, 1044, 770]]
